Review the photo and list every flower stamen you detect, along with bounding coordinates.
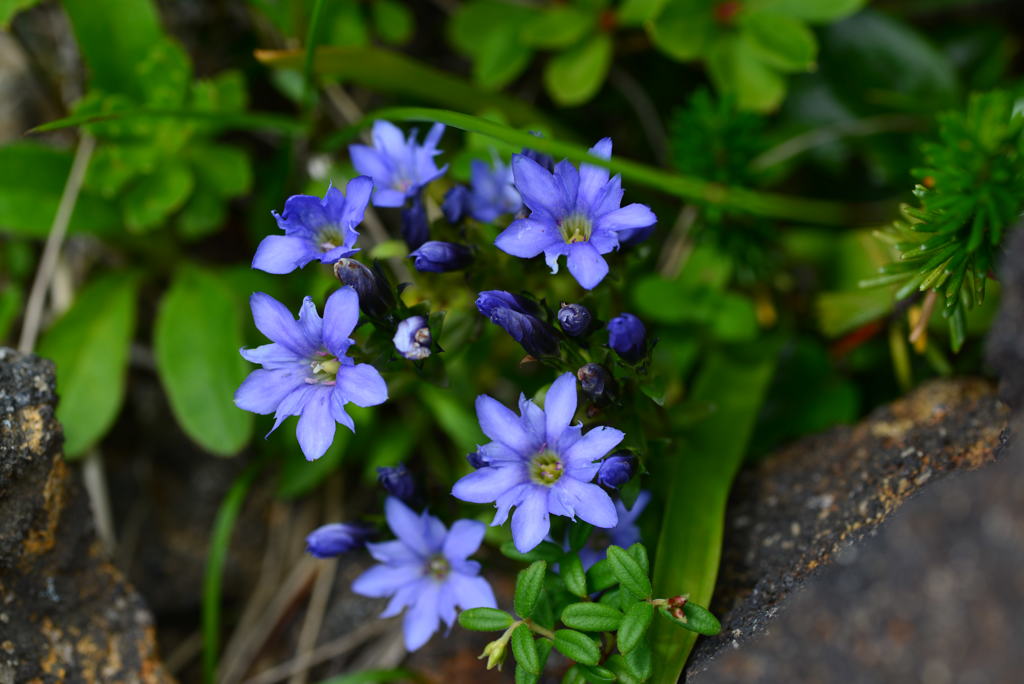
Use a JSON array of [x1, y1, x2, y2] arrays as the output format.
[[530, 451, 564, 486], [558, 213, 592, 244]]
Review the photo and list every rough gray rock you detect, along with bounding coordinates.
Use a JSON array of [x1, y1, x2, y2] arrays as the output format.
[[0, 348, 172, 684]]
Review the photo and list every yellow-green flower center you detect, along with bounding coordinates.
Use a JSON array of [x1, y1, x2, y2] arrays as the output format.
[[309, 355, 341, 383], [314, 225, 347, 252], [559, 213, 592, 244], [428, 554, 450, 579], [530, 451, 564, 486]]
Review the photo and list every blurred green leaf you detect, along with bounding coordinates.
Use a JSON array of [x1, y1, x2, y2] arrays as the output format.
[[475, 24, 534, 91], [617, 0, 669, 26], [31, 109, 304, 135], [742, 12, 817, 72], [0, 284, 23, 342], [176, 188, 226, 239], [648, 0, 715, 61], [123, 161, 194, 232], [154, 266, 253, 456], [522, 6, 594, 49], [708, 35, 786, 112], [315, 668, 424, 684], [38, 271, 138, 457], [189, 145, 252, 198], [749, 0, 865, 23], [330, 0, 369, 47], [649, 344, 778, 682], [544, 33, 612, 107], [372, 0, 414, 45], [0, 143, 119, 237], [62, 0, 163, 100]]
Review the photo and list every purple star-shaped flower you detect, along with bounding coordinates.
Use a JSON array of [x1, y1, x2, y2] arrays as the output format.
[[352, 497, 497, 651], [579, 491, 651, 569], [252, 176, 372, 274], [350, 120, 448, 208], [494, 138, 657, 290], [234, 287, 388, 461], [451, 373, 623, 553], [468, 157, 522, 223]]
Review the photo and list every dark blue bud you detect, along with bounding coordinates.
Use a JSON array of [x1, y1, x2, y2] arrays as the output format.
[[305, 522, 374, 558], [466, 450, 487, 469], [409, 241, 473, 273], [608, 313, 647, 362], [597, 452, 635, 489], [333, 257, 395, 319], [577, 363, 613, 401], [401, 192, 429, 250], [377, 464, 415, 502], [558, 303, 592, 336], [442, 184, 471, 224], [476, 290, 559, 358]]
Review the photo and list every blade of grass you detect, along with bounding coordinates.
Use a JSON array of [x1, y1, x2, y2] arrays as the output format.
[[649, 343, 778, 683], [336, 107, 861, 226], [29, 109, 305, 135], [301, 0, 328, 111], [203, 458, 265, 684]]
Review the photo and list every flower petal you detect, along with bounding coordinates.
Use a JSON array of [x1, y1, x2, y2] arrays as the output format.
[[563, 425, 625, 474], [252, 235, 315, 274], [337, 363, 388, 407], [297, 296, 323, 349], [366, 539, 420, 565], [442, 519, 486, 562], [512, 154, 566, 217], [554, 159, 579, 206], [495, 218, 562, 258], [250, 292, 316, 356], [385, 496, 431, 557], [567, 242, 610, 290], [329, 389, 356, 433], [350, 145, 390, 185], [380, 578, 424, 618], [555, 478, 618, 528], [475, 395, 538, 456], [372, 120, 408, 160], [281, 194, 330, 232], [447, 573, 497, 611], [352, 563, 424, 598], [296, 390, 336, 461], [372, 188, 406, 208], [578, 138, 613, 211], [323, 286, 360, 356], [342, 175, 374, 228], [511, 488, 551, 553], [239, 343, 303, 370], [595, 203, 657, 233], [234, 369, 305, 414], [403, 582, 442, 651], [544, 372, 578, 444], [452, 463, 529, 504]]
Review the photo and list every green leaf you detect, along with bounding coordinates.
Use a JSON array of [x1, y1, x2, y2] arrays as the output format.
[[32, 109, 303, 136], [604, 654, 642, 684], [658, 602, 722, 635], [37, 271, 138, 457], [586, 558, 618, 593], [176, 188, 227, 239], [316, 669, 422, 684], [627, 544, 649, 577], [617, 0, 670, 26], [748, 0, 865, 23], [647, 0, 715, 61], [522, 6, 594, 49], [708, 35, 787, 112], [560, 554, 588, 598], [543, 33, 612, 107], [474, 24, 534, 91], [553, 629, 601, 666], [567, 522, 593, 552], [515, 561, 547, 619], [515, 665, 540, 684], [623, 638, 653, 681], [560, 602, 623, 632], [0, 143, 118, 238], [123, 161, 194, 232], [458, 607, 515, 631], [577, 664, 617, 683], [418, 383, 482, 454], [741, 12, 817, 72], [355, 107, 856, 226], [256, 45, 548, 128], [606, 546, 651, 599], [329, 0, 369, 48], [501, 540, 565, 563], [62, 0, 163, 100], [188, 144, 252, 198], [154, 266, 252, 456], [649, 345, 778, 683], [372, 0, 414, 45], [617, 602, 654, 654], [511, 624, 541, 675], [562, 665, 587, 684]]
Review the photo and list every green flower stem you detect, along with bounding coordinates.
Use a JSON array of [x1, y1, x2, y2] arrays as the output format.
[[525, 619, 556, 641]]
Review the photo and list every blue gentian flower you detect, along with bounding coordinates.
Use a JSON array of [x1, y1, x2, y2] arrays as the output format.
[[393, 315, 432, 361], [306, 522, 374, 558], [400, 192, 429, 249], [607, 313, 647, 361], [350, 120, 447, 208], [476, 290, 558, 358], [442, 184, 471, 224], [253, 176, 372, 274], [451, 373, 622, 553], [468, 158, 522, 223], [495, 139, 657, 290], [596, 452, 635, 489], [466, 450, 487, 469], [352, 497, 497, 651], [557, 303, 592, 336], [378, 464, 416, 502], [579, 491, 651, 569], [234, 288, 388, 461], [409, 241, 473, 273]]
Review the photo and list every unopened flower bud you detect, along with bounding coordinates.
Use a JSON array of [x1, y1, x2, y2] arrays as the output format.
[[577, 363, 613, 401], [607, 313, 647, 362], [442, 184, 471, 224], [393, 315, 432, 361], [476, 290, 558, 358], [466, 450, 487, 469], [377, 464, 415, 502], [558, 303, 592, 336], [305, 522, 374, 558], [597, 452, 635, 489], [401, 192, 429, 249], [409, 240, 473, 273], [333, 257, 394, 319], [479, 633, 511, 671]]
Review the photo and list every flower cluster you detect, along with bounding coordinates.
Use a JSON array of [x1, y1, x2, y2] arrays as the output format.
[[236, 120, 663, 656]]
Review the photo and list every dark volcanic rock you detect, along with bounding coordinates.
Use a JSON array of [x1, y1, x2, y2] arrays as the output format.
[[687, 377, 1010, 679], [0, 348, 172, 684]]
